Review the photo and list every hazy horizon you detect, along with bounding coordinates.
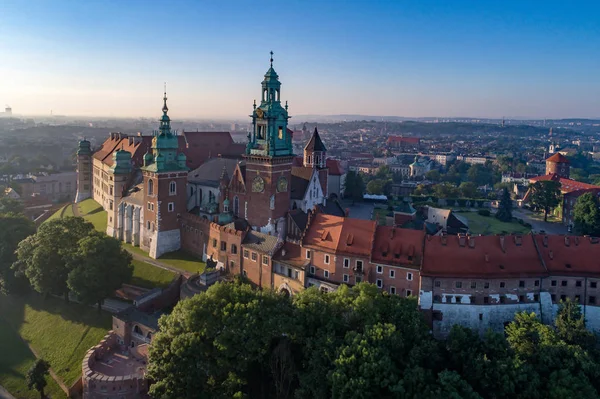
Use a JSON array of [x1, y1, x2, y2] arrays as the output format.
[[1, 1, 599, 120]]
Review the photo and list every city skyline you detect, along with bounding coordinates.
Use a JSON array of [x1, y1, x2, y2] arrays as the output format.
[[1, 0, 599, 119]]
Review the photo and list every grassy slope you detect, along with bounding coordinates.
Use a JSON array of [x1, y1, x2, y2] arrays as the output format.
[[0, 294, 112, 386], [458, 212, 531, 235], [77, 199, 107, 232], [0, 318, 65, 399], [131, 260, 176, 289]]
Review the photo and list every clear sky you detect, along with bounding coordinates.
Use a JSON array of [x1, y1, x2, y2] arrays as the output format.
[[1, 0, 599, 119]]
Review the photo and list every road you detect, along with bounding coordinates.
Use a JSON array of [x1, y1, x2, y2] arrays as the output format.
[[513, 208, 568, 235]]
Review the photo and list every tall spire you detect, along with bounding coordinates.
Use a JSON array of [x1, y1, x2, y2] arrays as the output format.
[[162, 82, 168, 115], [270, 51, 274, 67]]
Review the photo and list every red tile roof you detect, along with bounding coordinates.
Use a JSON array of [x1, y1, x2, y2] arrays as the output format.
[[422, 234, 545, 278], [387, 136, 420, 145], [546, 153, 570, 163], [528, 174, 600, 194], [371, 226, 424, 268], [273, 242, 308, 269], [303, 213, 376, 257], [326, 159, 345, 175], [533, 234, 600, 277], [93, 134, 152, 167]]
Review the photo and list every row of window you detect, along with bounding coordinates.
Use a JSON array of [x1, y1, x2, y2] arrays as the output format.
[[306, 250, 365, 270], [440, 280, 599, 290], [435, 294, 541, 304], [146, 202, 175, 212], [242, 249, 269, 265], [147, 180, 177, 196]]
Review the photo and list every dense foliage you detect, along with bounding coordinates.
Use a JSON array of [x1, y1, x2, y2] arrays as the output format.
[[573, 192, 600, 236], [148, 281, 600, 399], [495, 187, 513, 222], [26, 358, 50, 399], [529, 181, 561, 222], [0, 212, 35, 293]]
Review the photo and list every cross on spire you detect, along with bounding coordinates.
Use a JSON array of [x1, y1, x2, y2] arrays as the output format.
[[270, 51, 274, 67]]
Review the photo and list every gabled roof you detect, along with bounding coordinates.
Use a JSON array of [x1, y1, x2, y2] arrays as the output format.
[[422, 234, 544, 278], [304, 128, 327, 152], [533, 234, 600, 277], [93, 134, 153, 167], [272, 242, 308, 270], [546, 153, 570, 163], [188, 158, 240, 186], [371, 226, 424, 269], [303, 213, 376, 257], [291, 166, 317, 200], [529, 174, 600, 194], [326, 159, 345, 175]]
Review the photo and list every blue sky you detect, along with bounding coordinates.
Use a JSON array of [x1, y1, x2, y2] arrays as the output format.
[[1, 0, 599, 119]]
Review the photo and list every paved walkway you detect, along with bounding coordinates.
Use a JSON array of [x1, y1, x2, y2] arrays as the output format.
[[0, 385, 16, 399], [513, 208, 568, 235]]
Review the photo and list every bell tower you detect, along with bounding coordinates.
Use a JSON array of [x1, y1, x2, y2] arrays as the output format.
[[244, 52, 294, 233]]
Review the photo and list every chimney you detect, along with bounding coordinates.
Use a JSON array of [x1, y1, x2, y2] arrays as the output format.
[[458, 234, 466, 247], [468, 236, 475, 248], [564, 236, 570, 247], [514, 234, 522, 246], [543, 235, 548, 247], [499, 235, 506, 252]]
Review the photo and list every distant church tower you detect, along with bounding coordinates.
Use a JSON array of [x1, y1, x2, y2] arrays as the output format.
[[75, 139, 92, 203], [140, 89, 188, 259], [304, 127, 329, 197], [244, 52, 294, 233]]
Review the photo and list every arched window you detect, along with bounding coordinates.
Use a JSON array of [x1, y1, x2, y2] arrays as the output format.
[[231, 244, 237, 254], [133, 325, 142, 335], [169, 181, 176, 195], [148, 179, 154, 195], [146, 332, 152, 340], [233, 196, 239, 216]]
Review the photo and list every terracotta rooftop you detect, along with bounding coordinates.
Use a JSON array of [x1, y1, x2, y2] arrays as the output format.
[[371, 226, 424, 269], [422, 234, 545, 278], [528, 174, 600, 194], [546, 153, 570, 163], [386, 136, 420, 144], [326, 159, 345, 175], [303, 213, 376, 257], [534, 234, 600, 277], [273, 242, 308, 270]]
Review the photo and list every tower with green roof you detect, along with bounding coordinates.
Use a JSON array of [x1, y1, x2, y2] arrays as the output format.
[[243, 52, 294, 232], [140, 89, 189, 259]]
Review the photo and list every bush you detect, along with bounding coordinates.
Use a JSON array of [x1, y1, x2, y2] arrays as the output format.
[[478, 209, 491, 217]]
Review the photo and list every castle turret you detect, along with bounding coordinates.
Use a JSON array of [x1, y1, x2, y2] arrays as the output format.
[[303, 127, 329, 197], [106, 149, 132, 238], [75, 139, 92, 203], [545, 153, 570, 178]]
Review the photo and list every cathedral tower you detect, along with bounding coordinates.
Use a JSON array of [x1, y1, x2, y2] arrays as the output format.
[[244, 53, 294, 232], [75, 139, 92, 203], [141, 89, 188, 259]]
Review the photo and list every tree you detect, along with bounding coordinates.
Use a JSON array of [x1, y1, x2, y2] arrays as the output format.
[[529, 181, 561, 222], [344, 171, 365, 204], [0, 197, 25, 215], [425, 169, 441, 182], [366, 179, 385, 195], [15, 217, 94, 299], [0, 213, 35, 293], [26, 359, 50, 399], [554, 298, 596, 350], [67, 233, 133, 312], [433, 183, 460, 199], [459, 182, 478, 198], [496, 187, 513, 222], [573, 192, 600, 236]]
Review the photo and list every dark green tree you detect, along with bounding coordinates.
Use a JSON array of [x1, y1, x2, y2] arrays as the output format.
[[459, 182, 478, 198], [344, 171, 366, 204], [15, 217, 94, 299], [573, 192, 600, 236], [0, 213, 35, 293], [366, 179, 385, 195], [0, 196, 25, 214], [529, 181, 561, 222], [26, 358, 50, 399], [554, 298, 596, 350], [67, 233, 133, 312], [496, 187, 513, 222], [425, 169, 441, 182]]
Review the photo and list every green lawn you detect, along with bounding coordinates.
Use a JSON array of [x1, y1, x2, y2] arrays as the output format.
[[45, 204, 73, 223], [77, 199, 107, 232], [0, 318, 65, 399], [0, 293, 112, 387], [457, 212, 531, 235], [131, 260, 176, 289], [158, 250, 206, 274]]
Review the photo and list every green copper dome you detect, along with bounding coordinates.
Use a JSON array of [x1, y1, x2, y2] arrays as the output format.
[[110, 149, 132, 174], [77, 139, 92, 155]]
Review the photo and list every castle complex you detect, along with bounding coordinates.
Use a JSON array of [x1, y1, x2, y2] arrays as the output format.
[[76, 58, 600, 344]]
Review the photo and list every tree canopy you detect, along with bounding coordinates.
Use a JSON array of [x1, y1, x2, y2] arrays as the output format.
[[344, 171, 366, 203], [529, 181, 561, 222], [573, 192, 600, 236], [0, 213, 35, 293], [495, 187, 513, 222]]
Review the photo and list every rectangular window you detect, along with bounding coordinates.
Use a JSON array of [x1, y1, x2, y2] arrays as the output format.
[[376, 265, 383, 274], [434, 281, 441, 288], [243, 250, 249, 259], [306, 250, 311, 259], [220, 241, 226, 251], [561, 281, 568, 287], [343, 274, 349, 283], [324, 270, 330, 279], [343, 258, 350, 268], [484, 282, 490, 289], [109, 200, 113, 210], [147, 202, 151, 210], [575, 295, 581, 303], [455, 281, 462, 288], [406, 290, 412, 297], [551, 294, 556, 302], [407, 272, 413, 281], [243, 270, 247, 277], [534, 280, 540, 287], [591, 281, 598, 288], [483, 296, 489, 304], [500, 282, 505, 288], [168, 202, 174, 212], [551, 280, 557, 287], [534, 294, 539, 301], [356, 260, 363, 271], [324, 254, 330, 264], [576, 280, 582, 287], [519, 295, 526, 302], [456, 296, 462, 304], [390, 286, 396, 295], [376, 279, 383, 288], [262, 256, 269, 265], [560, 294, 567, 301], [294, 270, 299, 280], [212, 239, 217, 248], [389, 269, 395, 278], [310, 266, 315, 275], [590, 296, 596, 305], [519, 281, 525, 288], [471, 281, 476, 289], [355, 276, 362, 283], [251, 252, 257, 262]]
